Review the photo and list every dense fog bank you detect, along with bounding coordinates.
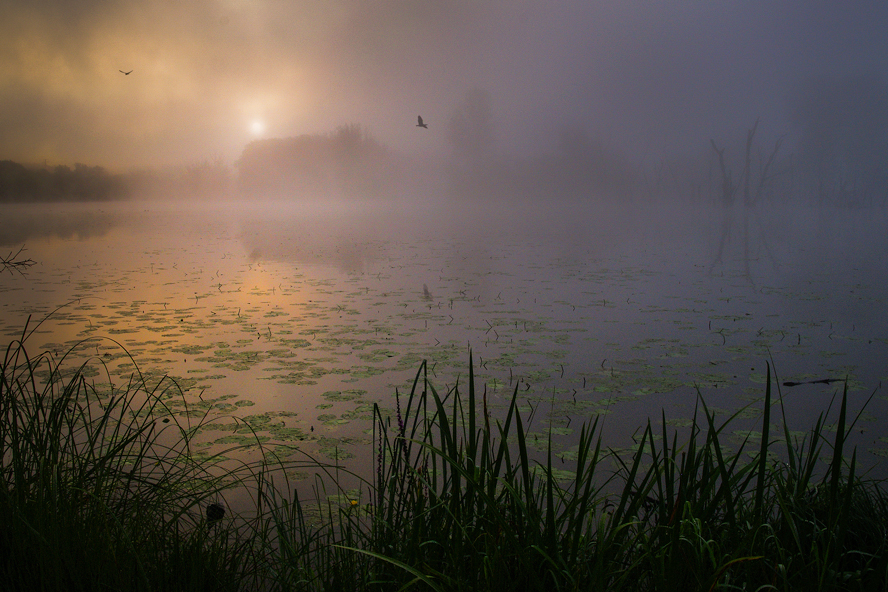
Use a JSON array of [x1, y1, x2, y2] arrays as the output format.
[[3, 74, 887, 208]]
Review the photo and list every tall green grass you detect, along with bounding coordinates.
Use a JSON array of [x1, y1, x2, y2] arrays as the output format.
[[266, 357, 888, 591], [2, 318, 886, 591], [0, 318, 286, 591]]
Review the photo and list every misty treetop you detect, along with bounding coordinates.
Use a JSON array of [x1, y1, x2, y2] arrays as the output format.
[[236, 124, 394, 199], [2, 75, 886, 205]]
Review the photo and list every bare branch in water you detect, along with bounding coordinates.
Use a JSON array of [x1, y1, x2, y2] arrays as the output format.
[[1, 246, 36, 275]]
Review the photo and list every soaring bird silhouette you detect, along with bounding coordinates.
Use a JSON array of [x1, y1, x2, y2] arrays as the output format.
[[416, 115, 428, 129], [119, 70, 133, 75]]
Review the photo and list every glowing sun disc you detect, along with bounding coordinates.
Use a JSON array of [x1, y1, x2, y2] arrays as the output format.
[[250, 119, 265, 135]]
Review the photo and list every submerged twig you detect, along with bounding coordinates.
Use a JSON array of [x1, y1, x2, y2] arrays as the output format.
[[1, 246, 36, 275], [782, 377, 845, 387]]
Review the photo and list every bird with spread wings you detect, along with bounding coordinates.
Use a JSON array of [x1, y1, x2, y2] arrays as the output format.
[[416, 115, 428, 129]]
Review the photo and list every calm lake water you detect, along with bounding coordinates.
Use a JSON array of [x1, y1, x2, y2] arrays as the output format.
[[2, 198, 887, 481]]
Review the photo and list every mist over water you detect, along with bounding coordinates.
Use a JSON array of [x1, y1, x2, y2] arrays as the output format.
[[2, 195, 887, 481]]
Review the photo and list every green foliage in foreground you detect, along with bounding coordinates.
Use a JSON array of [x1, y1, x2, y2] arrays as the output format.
[[2, 321, 887, 591], [279, 361, 888, 592], [0, 320, 285, 591]]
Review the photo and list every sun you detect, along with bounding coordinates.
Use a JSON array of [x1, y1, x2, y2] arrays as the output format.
[[249, 119, 266, 136]]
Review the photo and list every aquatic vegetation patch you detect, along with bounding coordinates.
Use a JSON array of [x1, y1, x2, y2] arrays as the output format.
[[349, 365, 389, 379], [215, 433, 271, 447], [322, 389, 366, 402], [171, 343, 215, 355], [315, 437, 356, 460], [357, 348, 399, 363]]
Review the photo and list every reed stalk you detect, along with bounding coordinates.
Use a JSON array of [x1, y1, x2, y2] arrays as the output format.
[[3, 321, 885, 591]]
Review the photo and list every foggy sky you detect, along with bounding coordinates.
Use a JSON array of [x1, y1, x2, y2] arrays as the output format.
[[2, 0, 886, 170]]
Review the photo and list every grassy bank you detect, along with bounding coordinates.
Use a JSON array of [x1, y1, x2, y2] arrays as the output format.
[[2, 322, 886, 591]]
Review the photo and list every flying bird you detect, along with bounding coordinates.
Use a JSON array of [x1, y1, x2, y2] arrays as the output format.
[[416, 115, 428, 129], [119, 70, 133, 75]]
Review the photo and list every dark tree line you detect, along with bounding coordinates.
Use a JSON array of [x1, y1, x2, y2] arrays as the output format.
[[647, 74, 888, 207], [236, 124, 393, 198], [5, 76, 884, 206], [0, 158, 235, 202], [444, 88, 637, 201], [0, 161, 127, 202]]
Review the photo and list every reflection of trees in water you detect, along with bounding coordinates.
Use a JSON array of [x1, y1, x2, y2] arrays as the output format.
[[0, 209, 118, 246], [708, 119, 786, 283], [238, 212, 382, 273]]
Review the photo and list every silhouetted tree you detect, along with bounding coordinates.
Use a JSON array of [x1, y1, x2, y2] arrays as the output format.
[[444, 89, 498, 199], [447, 88, 495, 163], [0, 160, 38, 201], [709, 119, 783, 282], [236, 125, 391, 198]]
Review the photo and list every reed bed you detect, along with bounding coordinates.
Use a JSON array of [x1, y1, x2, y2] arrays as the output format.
[[271, 359, 887, 591], [0, 318, 289, 591], [2, 320, 886, 591]]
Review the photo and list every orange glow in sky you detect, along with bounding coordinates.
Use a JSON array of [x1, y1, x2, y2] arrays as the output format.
[[1, 1, 886, 171], [250, 120, 266, 137]]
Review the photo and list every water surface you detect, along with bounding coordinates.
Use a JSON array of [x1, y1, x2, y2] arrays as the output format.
[[2, 198, 886, 479]]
